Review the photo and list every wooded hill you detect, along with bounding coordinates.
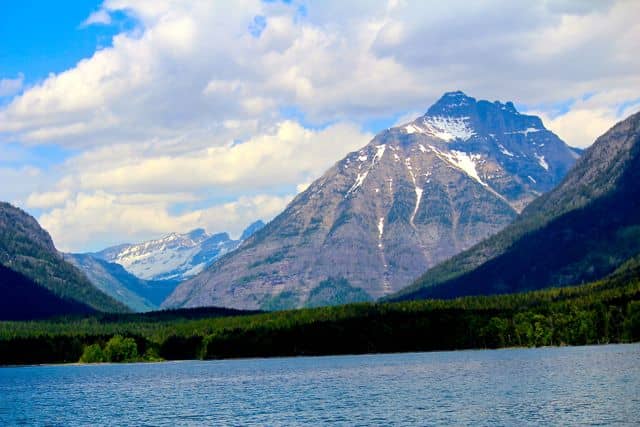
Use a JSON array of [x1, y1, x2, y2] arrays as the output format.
[[1, 255, 638, 365]]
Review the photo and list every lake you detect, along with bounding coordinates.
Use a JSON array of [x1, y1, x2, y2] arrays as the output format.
[[1, 344, 638, 426]]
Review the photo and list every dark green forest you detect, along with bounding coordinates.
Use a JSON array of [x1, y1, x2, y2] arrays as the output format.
[[0, 264, 94, 320], [0, 203, 128, 313], [1, 257, 638, 365]]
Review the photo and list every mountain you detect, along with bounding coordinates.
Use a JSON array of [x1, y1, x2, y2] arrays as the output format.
[[65, 254, 178, 312], [163, 91, 579, 310], [391, 110, 640, 301], [0, 202, 128, 315], [241, 220, 266, 240], [68, 221, 266, 310], [0, 264, 95, 320], [92, 221, 265, 282]]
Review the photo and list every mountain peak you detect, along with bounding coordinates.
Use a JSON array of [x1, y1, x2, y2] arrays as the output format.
[[414, 91, 545, 142], [426, 91, 526, 119], [392, 110, 640, 302], [241, 220, 266, 241], [426, 91, 476, 116], [186, 228, 208, 241], [163, 93, 580, 310], [442, 90, 472, 99], [87, 220, 266, 282], [500, 100, 518, 114]]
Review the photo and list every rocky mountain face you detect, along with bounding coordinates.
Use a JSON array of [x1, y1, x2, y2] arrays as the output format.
[[92, 220, 265, 282], [391, 110, 640, 301], [163, 91, 579, 310], [0, 202, 128, 314]]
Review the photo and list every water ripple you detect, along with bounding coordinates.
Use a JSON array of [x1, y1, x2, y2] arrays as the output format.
[[1, 344, 638, 426]]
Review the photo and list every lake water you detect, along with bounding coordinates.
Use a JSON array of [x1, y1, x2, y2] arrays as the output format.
[[1, 344, 638, 426]]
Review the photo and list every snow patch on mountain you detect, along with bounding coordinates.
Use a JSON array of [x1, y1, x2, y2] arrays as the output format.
[[506, 127, 542, 136], [499, 144, 515, 157], [534, 153, 549, 170], [346, 144, 387, 197], [93, 221, 265, 281], [346, 171, 369, 196], [404, 116, 475, 142], [374, 144, 386, 162], [428, 145, 487, 187], [411, 186, 423, 227], [424, 116, 476, 141]]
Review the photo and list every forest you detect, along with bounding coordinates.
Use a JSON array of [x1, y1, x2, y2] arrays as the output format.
[[1, 258, 639, 365]]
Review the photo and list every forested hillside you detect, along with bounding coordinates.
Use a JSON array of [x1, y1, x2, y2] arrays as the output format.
[[0, 202, 128, 314], [1, 257, 638, 364], [0, 264, 94, 320]]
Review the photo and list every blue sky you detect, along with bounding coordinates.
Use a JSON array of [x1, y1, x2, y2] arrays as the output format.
[[1, 1, 122, 85], [0, 0, 638, 252], [0, 1, 135, 169]]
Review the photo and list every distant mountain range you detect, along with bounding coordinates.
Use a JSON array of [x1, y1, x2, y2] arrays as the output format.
[[91, 221, 265, 282], [64, 253, 178, 312], [391, 110, 640, 301], [0, 202, 128, 319], [67, 220, 265, 311], [4, 94, 638, 321], [164, 91, 580, 310]]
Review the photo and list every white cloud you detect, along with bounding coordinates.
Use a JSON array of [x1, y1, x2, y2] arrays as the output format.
[[80, 9, 112, 27], [0, 73, 24, 97], [1, 0, 639, 250], [70, 121, 371, 193], [527, 90, 640, 148], [538, 108, 619, 149], [39, 191, 291, 252], [25, 190, 71, 209], [0, 166, 43, 204], [2, 0, 638, 147], [22, 120, 369, 251]]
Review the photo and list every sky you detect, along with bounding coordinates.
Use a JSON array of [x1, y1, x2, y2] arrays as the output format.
[[1, 0, 639, 252]]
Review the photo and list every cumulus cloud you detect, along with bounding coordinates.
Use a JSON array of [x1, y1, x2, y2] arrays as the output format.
[[528, 90, 640, 148], [0, 166, 43, 204], [25, 190, 71, 209], [40, 191, 291, 252], [1, 0, 637, 147], [71, 121, 371, 193], [537, 108, 620, 149], [24, 121, 369, 251], [1, 0, 639, 250]]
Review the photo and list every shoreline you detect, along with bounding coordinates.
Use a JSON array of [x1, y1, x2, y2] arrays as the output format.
[[2, 342, 637, 369]]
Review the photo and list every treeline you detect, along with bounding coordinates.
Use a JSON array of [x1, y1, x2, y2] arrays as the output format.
[[1, 265, 639, 365]]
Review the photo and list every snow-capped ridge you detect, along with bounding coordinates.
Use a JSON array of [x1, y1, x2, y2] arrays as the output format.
[[93, 221, 266, 281], [404, 116, 475, 142]]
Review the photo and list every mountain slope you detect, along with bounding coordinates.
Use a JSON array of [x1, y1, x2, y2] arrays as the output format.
[[0, 264, 95, 320], [392, 110, 640, 301], [0, 202, 128, 313], [93, 221, 265, 281], [65, 254, 178, 312], [164, 92, 578, 310]]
